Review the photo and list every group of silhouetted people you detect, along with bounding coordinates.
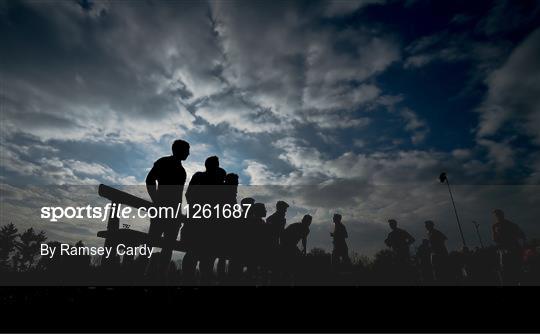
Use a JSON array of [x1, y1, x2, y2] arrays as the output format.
[[144, 139, 531, 285], [144, 139, 349, 283], [383, 210, 528, 285]]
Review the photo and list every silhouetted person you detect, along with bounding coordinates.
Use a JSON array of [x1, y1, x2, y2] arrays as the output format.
[[331, 214, 350, 267], [282, 215, 312, 256], [266, 201, 289, 246], [240, 197, 255, 221], [145, 139, 189, 274], [492, 209, 526, 285], [280, 215, 312, 279], [250, 203, 267, 224], [183, 155, 226, 282], [216, 173, 240, 278], [227, 197, 256, 280], [425, 220, 448, 282], [384, 219, 415, 262], [222, 173, 239, 205], [185, 156, 225, 206], [416, 239, 433, 283], [244, 202, 268, 278]]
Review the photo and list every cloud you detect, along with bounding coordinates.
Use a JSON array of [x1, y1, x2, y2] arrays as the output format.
[[399, 108, 430, 144], [477, 0, 540, 36], [210, 2, 400, 131], [476, 28, 540, 143], [404, 31, 507, 71], [2, 0, 540, 256], [477, 139, 515, 172], [324, 0, 386, 17]]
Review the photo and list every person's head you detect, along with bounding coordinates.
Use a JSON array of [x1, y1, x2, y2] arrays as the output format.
[[493, 209, 505, 221], [240, 197, 255, 216], [172, 139, 190, 160], [204, 156, 219, 172], [225, 173, 239, 186], [241, 197, 255, 206], [333, 213, 342, 224], [252, 203, 267, 218], [302, 214, 312, 226], [276, 200, 289, 213], [388, 219, 397, 230], [425, 220, 435, 231]]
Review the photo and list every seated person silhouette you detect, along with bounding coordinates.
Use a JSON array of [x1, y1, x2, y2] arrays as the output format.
[[384, 219, 415, 261], [145, 139, 190, 274], [331, 213, 350, 266]]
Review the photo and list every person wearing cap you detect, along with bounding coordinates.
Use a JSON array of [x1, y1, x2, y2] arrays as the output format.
[[331, 213, 350, 266], [384, 219, 415, 262], [492, 209, 526, 285], [424, 220, 448, 282], [266, 200, 289, 246]]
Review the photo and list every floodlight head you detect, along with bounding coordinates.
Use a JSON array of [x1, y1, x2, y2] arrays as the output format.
[[439, 172, 447, 183]]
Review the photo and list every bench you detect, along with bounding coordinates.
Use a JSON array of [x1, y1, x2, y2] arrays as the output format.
[[96, 184, 276, 267]]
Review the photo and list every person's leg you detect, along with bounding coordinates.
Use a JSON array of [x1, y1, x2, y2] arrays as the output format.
[[144, 219, 165, 278], [181, 253, 197, 284], [502, 249, 521, 285], [216, 258, 227, 278], [431, 253, 440, 282], [160, 219, 181, 276]]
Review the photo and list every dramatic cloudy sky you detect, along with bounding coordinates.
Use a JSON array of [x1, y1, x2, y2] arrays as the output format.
[[1, 0, 539, 256]]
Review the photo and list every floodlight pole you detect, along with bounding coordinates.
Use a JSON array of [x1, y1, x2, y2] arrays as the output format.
[[444, 176, 467, 248], [472, 221, 484, 248]]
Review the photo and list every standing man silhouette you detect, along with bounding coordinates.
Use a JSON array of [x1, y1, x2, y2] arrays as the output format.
[[183, 156, 226, 281], [266, 200, 289, 246], [145, 139, 190, 274], [492, 209, 526, 285], [331, 214, 350, 266], [384, 219, 415, 262], [425, 220, 448, 282]]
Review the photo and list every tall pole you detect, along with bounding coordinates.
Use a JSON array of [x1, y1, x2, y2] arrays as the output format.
[[440, 173, 467, 248], [472, 221, 484, 248]]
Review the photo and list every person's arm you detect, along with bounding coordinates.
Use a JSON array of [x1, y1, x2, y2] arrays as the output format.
[[302, 234, 307, 255], [145, 165, 158, 203], [384, 234, 391, 247]]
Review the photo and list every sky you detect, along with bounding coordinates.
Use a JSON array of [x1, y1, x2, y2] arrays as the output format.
[[1, 0, 539, 256]]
